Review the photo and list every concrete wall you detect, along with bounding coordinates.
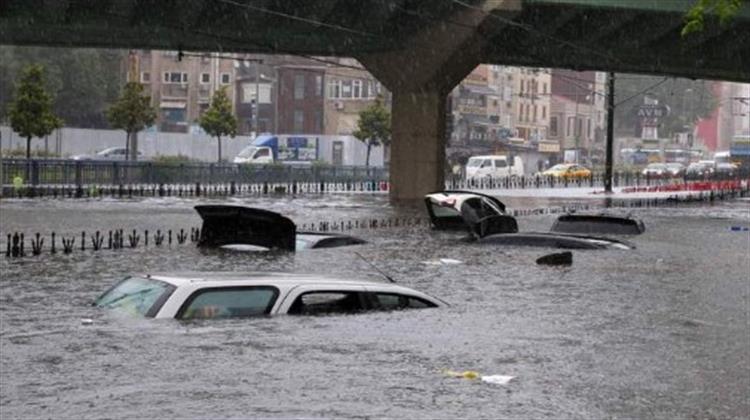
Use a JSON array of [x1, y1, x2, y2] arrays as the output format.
[[0, 126, 253, 162]]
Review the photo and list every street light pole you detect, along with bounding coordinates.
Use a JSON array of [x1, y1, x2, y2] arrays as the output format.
[[605, 72, 615, 193]]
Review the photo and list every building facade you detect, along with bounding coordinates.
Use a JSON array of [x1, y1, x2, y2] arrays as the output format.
[[133, 50, 237, 133]]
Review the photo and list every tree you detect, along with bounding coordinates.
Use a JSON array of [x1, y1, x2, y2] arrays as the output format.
[[199, 87, 237, 163], [0, 46, 126, 128], [683, 0, 745, 36], [106, 82, 156, 161], [353, 98, 391, 167], [9, 64, 63, 179]]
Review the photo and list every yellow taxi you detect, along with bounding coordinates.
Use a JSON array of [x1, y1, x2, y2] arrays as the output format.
[[541, 163, 592, 179]]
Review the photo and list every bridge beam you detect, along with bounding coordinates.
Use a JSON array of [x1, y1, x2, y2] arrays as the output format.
[[358, 1, 520, 203]]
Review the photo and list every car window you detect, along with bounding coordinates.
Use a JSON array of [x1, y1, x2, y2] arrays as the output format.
[[494, 159, 507, 168], [287, 291, 365, 315], [255, 148, 270, 158], [94, 276, 175, 317], [370, 293, 436, 311], [178, 286, 279, 319]]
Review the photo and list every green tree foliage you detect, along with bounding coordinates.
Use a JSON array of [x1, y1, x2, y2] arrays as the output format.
[[353, 98, 391, 167], [683, 0, 745, 36], [614, 75, 716, 139], [9, 64, 63, 163], [0, 46, 125, 127], [199, 87, 237, 163], [106, 82, 156, 161]]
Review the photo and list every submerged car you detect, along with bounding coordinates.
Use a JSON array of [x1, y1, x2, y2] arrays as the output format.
[[94, 273, 445, 319], [425, 191, 635, 250], [551, 213, 645, 235], [195, 205, 365, 251]]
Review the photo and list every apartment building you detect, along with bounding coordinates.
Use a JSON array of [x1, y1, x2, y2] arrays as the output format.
[[512, 67, 551, 143], [323, 58, 385, 136], [549, 70, 607, 159], [133, 50, 237, 133]]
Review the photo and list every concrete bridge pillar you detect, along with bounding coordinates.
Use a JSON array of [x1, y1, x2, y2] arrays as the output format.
[[357, 1, 520, 203]]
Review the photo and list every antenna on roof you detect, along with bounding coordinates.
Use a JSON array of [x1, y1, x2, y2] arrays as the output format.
[[353, 252, 396, 283]]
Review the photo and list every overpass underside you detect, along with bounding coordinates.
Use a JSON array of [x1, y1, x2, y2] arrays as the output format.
[[2, 0, 749, 202]]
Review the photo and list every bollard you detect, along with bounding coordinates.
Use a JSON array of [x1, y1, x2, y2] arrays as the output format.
[[51, 232, 56, 254], [31, 233, 44, 256], [91, 231, 104, 251], [81, 232, 86, 251]]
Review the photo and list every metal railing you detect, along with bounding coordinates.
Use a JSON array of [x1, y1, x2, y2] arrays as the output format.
[[1, 159, 389, 186]]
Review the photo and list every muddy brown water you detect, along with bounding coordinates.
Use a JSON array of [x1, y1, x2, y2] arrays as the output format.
[[1, 195, 748, 419]]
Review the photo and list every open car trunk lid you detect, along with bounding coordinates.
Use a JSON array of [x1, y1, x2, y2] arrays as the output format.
[[195, 205, 296, 251]]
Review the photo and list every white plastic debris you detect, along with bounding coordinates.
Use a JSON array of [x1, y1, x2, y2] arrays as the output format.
[[481, 375, 515, 385], [422, 258, 463, 265]]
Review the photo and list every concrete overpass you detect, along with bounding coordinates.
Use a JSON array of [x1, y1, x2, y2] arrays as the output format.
[[2, 0, 749, 202]]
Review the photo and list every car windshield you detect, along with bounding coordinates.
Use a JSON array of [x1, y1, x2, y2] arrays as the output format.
[[237, 146, 257, 158], [466, 158, 483, 167], [94, 276, 175, 317], [548, 164, 567, 171]]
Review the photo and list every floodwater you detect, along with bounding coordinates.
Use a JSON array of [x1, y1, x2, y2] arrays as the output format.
[[0, 194, 749, 419]]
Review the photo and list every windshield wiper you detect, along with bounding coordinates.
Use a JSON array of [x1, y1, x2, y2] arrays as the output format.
[[97, 288, 158, 308]]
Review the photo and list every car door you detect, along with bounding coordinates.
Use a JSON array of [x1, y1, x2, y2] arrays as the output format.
[[277, 285, 368, 315]]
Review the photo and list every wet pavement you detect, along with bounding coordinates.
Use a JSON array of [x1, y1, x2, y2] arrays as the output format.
[[0, 194, 749, 419]]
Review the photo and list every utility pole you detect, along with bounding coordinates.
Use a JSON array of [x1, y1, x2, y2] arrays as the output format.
[[605, 72, 615, 193]]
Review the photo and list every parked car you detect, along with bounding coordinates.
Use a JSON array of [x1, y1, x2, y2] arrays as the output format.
[[715, 163, 739, 179], [540, 164, 592, 179], [665, 162, 685, 177], [72, 147, 143, 161], [94, 273, 446, 319], [465, 155, 524, 180], [641, 163, 669, 178], [685, 162, 714, 180]]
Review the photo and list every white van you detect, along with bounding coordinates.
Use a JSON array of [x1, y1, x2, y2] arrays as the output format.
[[465, 155, 524, 180]]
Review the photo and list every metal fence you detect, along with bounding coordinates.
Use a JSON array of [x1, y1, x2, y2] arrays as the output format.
[[1, 159, 388, 186]]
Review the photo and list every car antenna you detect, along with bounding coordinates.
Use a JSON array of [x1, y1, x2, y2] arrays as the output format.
[[354, 252, 396, 283]]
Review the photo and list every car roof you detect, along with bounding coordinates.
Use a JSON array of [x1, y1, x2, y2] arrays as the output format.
[[468, 155, 507, 159], [145, 272, 394, 288]]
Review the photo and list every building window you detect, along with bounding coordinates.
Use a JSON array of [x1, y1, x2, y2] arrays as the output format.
[[353, 80, 362, 98], [533, 105, 537, 122], [543, 82, 548, 95], [341, 80, 352, 99], [542, 106, 546, 120], [315, 75, 323, 97], [141, 72, 151, 83], [294, 74, 305, 99], [220, 73, 231, 85], [567, 117, 574, 137], [200, 73, 210, 84], [587, 118, 592, 139], [293, 110, 304, 132], [550, 116, 558, 137], [164, 72, 188, 84], [314, 109, 322, 133], [328, 79, 341, 99], [519, 103, 523, 121]]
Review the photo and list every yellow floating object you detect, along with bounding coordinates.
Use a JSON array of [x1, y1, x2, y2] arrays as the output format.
[[442, 369, 481, 380]]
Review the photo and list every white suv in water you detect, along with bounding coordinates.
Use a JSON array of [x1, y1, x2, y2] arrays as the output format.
[[94, 273, 445, 319]]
